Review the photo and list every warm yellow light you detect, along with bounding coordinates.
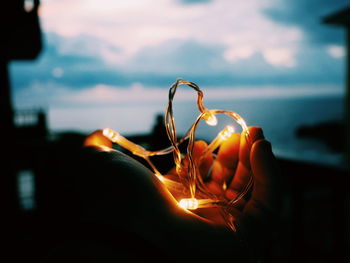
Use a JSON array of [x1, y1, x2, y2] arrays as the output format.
[[203, 112, 218, 126], [199, 125, 235, 161], [103, 128, 150, 157], [179, 198, 199, 210], [100, 79, 251, 232], [219, 125, 235, 140], [103, 127, 116, 140]]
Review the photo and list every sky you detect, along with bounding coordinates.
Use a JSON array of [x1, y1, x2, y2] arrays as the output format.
[[10, 0, 349, 118]]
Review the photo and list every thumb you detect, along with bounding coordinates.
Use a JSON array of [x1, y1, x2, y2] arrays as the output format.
[[236, 139, 280, 257], [247, 139, 280, 214]]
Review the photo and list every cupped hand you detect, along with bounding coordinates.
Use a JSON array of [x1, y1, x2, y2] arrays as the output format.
[[180, 126, 280, 257], [83, 127, 280, 259], [165, 127, 279, 227]]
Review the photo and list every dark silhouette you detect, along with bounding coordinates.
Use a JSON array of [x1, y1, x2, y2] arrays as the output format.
[[0, 0, 42, 220], [296, 120, 345, 152], [150, 113, 169, 150], [323, 6, 350, 160], [1, 2, 349, 263]]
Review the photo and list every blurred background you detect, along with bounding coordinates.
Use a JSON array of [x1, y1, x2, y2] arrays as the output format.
[[9, 0, 349, 162], [1, 0, 350, 262]]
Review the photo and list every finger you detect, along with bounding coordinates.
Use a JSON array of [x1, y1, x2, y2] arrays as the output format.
[[214, 133, 240, 183], [237, 139, 280, 251], [226, 161, 251, 196], [166, 140, 213, 178], [206, 180, 224, 196], [192, 140, 207, 161], [226, 127, 264, 197], [192, 140, 214, 178], [210, 160, 224, 183], [231, 139, 280, 255], [217, 133, 240, 169], [239, 126, 265, 169], [246, 139, 280, 214]]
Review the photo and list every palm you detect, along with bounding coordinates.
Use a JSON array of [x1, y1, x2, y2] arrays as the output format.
[[83, 127, 279, 260]]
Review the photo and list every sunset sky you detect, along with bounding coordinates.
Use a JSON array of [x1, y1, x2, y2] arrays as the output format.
[[10, 0, 349, 124]]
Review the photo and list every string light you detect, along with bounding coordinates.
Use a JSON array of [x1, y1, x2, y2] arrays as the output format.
[[202, 111, 218, 126], [102, 79, 252, 231], [179, 198, 199, 210], [199, 125, 235, 162]]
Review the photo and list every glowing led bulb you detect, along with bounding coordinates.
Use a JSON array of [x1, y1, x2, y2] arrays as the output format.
[[219, 125, 235, 140], [100, 79, 251, 231], [203, 111, 218, 126], [103, 128, 149, 157], [199, 125, 235, 161], [179, 198, 199, 210], [103, 127, 117, 140]]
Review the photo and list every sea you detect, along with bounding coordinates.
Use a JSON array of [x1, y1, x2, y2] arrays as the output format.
[[47, 92, 345, 166]]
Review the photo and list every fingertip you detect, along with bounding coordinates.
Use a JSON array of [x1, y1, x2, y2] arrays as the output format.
[[251, 139, 273, 160], [222, 132, 240, 149], [193, 140, 208, 156], [247, 126, 264, 143], [211, 161, 224, 183], [225, 188, 238, 200], [217, 132, 240, 168], [239, 127, 265, 169], [249, 139, 279, 210], [193, 140, 214, 177], [195, 140, 208, 147], [250, 139, 277, 184]]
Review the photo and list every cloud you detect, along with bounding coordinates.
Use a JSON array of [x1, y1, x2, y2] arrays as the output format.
[[327, 45, 346, 58], [10, 32, 128, 90], [262, 47, 296, 67], [9, 0, 345, 100], [124, 39, 227, 74], [14, 79, 343, 110], [8, 0, 347, 137], [264, 0, 348, 45], [40, 0, 304, 67], [179, 0, 212, 4], [66, 83, 168, 105], [10, 30, 345, 97], [224, 46, 255, 62]]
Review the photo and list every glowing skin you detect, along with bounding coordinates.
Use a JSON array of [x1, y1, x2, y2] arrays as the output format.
[[101, 79, 250, 230]]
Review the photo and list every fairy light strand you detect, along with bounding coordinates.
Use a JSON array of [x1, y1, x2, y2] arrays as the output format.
[[102, 79, 252, 231]]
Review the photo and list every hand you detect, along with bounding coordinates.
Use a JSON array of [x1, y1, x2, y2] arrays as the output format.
[[209, 126, 279, 257], [164, 127, 279, 231], [83, 127, 280, 261]]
